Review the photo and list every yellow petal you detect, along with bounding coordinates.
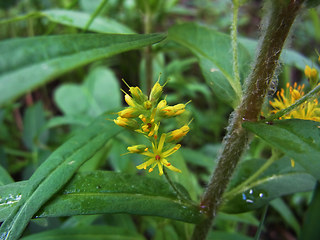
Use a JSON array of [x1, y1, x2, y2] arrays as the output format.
[[158, 133, 166, 153], [158, 162, 164, 176], [163, 144, 181, 158], [136, 158, 155, 169]]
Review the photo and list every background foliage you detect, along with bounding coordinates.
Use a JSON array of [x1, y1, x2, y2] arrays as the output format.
[[0, 0, 320, 239]]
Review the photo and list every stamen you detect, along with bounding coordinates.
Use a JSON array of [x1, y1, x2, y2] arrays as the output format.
[[149, 168, 154, 172]]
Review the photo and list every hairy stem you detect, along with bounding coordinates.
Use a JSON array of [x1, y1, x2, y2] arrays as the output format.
[[191, 1, 305, 239]]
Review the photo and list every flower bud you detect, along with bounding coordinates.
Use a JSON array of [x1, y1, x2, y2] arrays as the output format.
[[167, 125, 190, 142], [149, 81, 163, 102], [130, 87, 147, 104], [127, 145, 148, 153], [114, 117, 139, 130], [125, 94, 135, 107], [305, 65, 319, 88], [157, 99, 167, 109], [160, 103, 186, 117], [143, 100, 152, 110], [118, 107, 139, 118]]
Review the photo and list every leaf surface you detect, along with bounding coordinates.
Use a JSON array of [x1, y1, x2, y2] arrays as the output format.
[[0, 171, 204, 224], [42, 9, 135, 34], [20, 226, 144, 240], [243, 120, 320, 180], [222, 157, 316, 213], [0, 115, 122, 240], [168, 23, 251, 108], [0, 33, 165, 106]]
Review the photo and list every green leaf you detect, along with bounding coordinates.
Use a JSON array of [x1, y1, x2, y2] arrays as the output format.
[[239, 37, 320, 72], [46, 116, 92, 128], [0, 114, 122, 240], [0, 33, 166, 106], [22, 101, 48, 151], [0, 171, 205, 224], [222, 157, 316, 213], [168, 22, 251, 108], [41, 9, 135, 34], [20, 226, 144, 240], [243, 119, 320, 180], [0, 165, 13, 186], [305, 0, 320, 8], [208, 231, 253, 240], [300, 182, 320, 240], [270, 198, 300, 235], [54, 67, 121, 117]]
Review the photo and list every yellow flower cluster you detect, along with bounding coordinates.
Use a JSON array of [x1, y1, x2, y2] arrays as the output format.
[[269, 64, 320, 121], [114, 79, 190, 175]]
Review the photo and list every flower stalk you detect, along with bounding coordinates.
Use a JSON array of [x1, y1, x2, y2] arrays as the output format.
[[191, 1, 306, 239]]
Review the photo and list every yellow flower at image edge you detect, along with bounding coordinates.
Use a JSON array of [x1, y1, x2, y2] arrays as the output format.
[[269, 82, 320, 121], [136, 133, 181, 176]]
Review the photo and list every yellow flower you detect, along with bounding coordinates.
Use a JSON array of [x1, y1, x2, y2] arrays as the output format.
[[130, 86, 147, 104], [138, 109, 159, 137], [304, 65, 319, 87], [118, 107, 139, 118], [167, 125, 190, 142], [136, 133, 181, 175], [124, 94, 135, 107], [127, 145, 148, 153], [157, 99, 167, 109], [160, 103, 186, 117], [269, 82, 320, 121], [114, 117, 139, 130], [149, 81, 163, 102]]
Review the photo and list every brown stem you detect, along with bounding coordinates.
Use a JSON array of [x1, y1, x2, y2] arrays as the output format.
[[191, 1, 305, 239]]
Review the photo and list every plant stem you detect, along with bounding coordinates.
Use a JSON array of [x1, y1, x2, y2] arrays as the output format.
[[144, 4, 153, 94], [254, 204, 269, 240], [163, 168, 187, 200], [265, 83, 320, 122], [191, 1, 305, 239], [83, 0, 108, 32], [223, 150, 280, 201]]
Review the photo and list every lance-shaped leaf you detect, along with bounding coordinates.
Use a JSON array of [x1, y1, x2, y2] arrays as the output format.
[[20, 226, 144, 240], [0, 171, 204, 224], [0, 115, 122, 240], [41, 9, 135, 34], [243, 119, 320, 180], [0, 165, 13, 186], [0, 33, 166, 106], [221, 157, 316, 213], [168, 23, 251, 108]]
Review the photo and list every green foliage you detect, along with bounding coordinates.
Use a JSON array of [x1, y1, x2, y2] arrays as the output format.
[[0, 33, 165, 106], [0, 0, 318, 239], [168, 23, 251, 108], [0, 115, 122, 240], [54, 67, 121, 118], [0, 171, 204, 223], [244, 120, 320, 180], [299, 182, 320, 239], [222, 157, 316, 213], [42, 9, 135, 34], [20, 226, 144, 240]]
